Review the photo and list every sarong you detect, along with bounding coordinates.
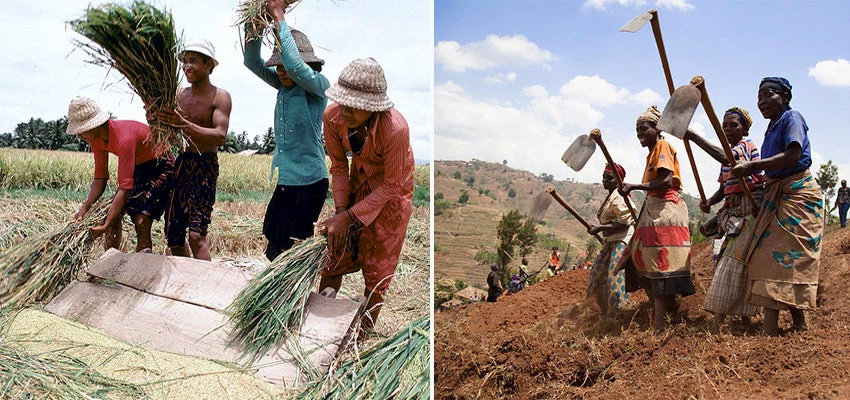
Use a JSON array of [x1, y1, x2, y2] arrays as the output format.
[[322, 180, 412, 294], [620, 192, 695, 297], [587, 241, 629, 316], [126, 157, 175, 221], [703, 192, 761, 316], [744, 170, 823, 310], [165, 152, 219, 247]]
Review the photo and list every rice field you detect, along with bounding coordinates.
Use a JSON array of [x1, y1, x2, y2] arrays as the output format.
[[0, 148, 275, 194]]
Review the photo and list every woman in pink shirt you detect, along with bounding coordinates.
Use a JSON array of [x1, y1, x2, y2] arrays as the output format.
[[66, 96, 174, 252], [318, 58, 415, 333]]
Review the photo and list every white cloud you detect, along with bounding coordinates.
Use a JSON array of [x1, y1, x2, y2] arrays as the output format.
[[583, 0, 693, 11], [523, 85, 548, 99], [559, 75, 629, 107], [808, 59, 850, 87], [435, 34, 555, 72], [0, 0, 432, 161], [485, 72, 518, 84], [655, 0, 695, 11], [435, 78, 668, 185], [630, 88, 665, 106], [583, 0, 647, 11]]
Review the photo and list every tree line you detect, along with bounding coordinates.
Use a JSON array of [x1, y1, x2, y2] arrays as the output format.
[[1, 116, 277, 154]]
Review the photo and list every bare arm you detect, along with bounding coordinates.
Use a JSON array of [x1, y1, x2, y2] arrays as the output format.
[[74, 178, 108, 220], [684, 129, 726, 164], [620, 168, 673, 195], [89, 188, 129, 239]]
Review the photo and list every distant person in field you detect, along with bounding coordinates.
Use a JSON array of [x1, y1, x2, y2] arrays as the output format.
[[618, 105, 695, 330], [730, 77, 822, 336], [152, 39, 232, 261], [317, 57, 415, 332], [67, 96, 174, 253], [243, 0, 330, 261], [509, 258, 530, 294], [685, 106, 763, 331], [835, 180, 850, 228], [586, 163, 635, 317], [487, 263, 502, 302], [548, 246, 561, 275]]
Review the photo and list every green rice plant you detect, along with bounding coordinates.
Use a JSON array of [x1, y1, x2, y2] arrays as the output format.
[[227, 235, 328, 363], [294, 315, 430, 400], [69, 1, 184, 152], [236, 0, 302, 46], [0, 199, 111, 310]]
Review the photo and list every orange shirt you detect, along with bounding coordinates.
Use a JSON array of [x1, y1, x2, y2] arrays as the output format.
[[89, 120, 158, 190], [641, 138, 681, 197]]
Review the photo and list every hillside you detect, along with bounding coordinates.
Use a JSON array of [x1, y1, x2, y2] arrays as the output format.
[[435, 225, 850, 399], [434, 159, 704, 288]]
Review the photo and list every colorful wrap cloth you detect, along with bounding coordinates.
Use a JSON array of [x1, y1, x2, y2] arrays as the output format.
[[743, 170, 823, 310], [587, 241, 629, 316], [620, 192, 695, 297]]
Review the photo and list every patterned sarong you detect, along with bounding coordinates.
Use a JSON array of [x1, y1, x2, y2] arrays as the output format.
[[744, 170, 823, 310], [126, 157, 175, 221], [703, 192, 761, 316], [620, 192, 695, 297], [165, 152, 219, 247], [587, 241, 629, 316]]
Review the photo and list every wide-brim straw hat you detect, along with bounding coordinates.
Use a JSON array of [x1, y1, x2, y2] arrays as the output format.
[[180, 39, 219, 67], [325, 57, 393, 112], [264, 29, 324, 67], [66, 96, 110, 136]]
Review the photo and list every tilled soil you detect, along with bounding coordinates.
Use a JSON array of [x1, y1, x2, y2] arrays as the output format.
[[435, 227, 850, 399]]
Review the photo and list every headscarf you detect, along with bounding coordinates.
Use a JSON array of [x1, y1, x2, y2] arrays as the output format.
[[724, 106, 753, 131], [759, 77, 793, 103], [604, 162, 626, 180], [636, 105, 662, 127]]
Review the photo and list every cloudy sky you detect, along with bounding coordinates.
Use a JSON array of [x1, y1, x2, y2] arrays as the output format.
[[435, 0, 850, 200], [0, 0, 432, 161]]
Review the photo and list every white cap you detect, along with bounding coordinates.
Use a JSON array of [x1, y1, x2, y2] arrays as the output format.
[[180, 39, 218, 67]]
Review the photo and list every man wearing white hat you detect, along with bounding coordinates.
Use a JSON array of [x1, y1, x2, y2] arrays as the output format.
[[67, 96, 174, 253], [152, 39, 232, 261], [318, 57, 415, 333], [243, 0, 330, 262]]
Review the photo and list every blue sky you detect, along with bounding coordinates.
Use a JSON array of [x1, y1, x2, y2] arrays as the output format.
[[435, 0, 850, 200], [0, 0, 432, 161]]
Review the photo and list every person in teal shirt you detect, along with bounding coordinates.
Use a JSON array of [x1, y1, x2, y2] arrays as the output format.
[[243, 0, 330, 261]]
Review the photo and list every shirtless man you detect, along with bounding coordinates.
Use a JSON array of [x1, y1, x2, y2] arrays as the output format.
[[154, 40, 232, 261]]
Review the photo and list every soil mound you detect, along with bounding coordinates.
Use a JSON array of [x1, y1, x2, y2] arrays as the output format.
[[436, 227, 850, 399]]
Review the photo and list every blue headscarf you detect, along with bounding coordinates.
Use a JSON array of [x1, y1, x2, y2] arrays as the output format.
[[759, 77, 793, 103]]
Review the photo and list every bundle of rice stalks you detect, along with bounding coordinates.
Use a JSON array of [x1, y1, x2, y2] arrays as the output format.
[[0, 337, 144, 399], [0, 200, 111, 310], [294, 315, 430, 400], [227, 235, 328, 363], [69, 1, 184, 152], [236, 0, 301, 33]]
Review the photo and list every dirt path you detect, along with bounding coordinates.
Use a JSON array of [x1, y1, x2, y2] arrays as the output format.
[[435, 227, 850, 399]]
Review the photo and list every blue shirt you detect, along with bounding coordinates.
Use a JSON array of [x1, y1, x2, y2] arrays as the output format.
[[244, 21, 329, 186], [761, 108, 811, 180]]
